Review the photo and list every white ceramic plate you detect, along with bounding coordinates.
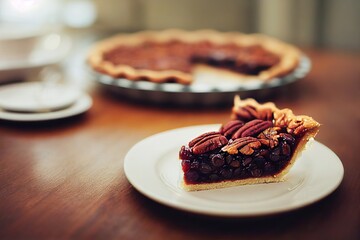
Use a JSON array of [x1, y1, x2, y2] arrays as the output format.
[[124, 124, 344, 217], [0, 93, 92, 122], [0, 82, 81, 112]]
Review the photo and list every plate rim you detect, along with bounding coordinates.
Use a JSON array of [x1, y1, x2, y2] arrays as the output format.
[[124, 124, 344, 217], [0, 81, 81, 112], [0, 93, 92, 122]]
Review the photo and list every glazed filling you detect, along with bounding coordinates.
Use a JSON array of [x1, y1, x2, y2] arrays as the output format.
[[103, 40, 280, 76], [179, 130, 299, 184]]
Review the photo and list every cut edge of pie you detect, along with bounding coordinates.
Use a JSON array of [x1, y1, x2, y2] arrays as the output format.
[[88, 29, 301, 85], [179, 96, 320, 191]]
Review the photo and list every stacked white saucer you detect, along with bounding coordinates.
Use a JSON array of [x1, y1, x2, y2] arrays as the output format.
[[0, 82, 92, 121]]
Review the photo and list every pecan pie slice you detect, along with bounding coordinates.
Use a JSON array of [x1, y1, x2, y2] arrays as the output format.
[[179, 96, 320, 191], [88, 29, 300, 85]]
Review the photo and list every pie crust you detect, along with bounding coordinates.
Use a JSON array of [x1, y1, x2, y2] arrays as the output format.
[[179, 96, 320, 191], [88, 29, 301, 85]]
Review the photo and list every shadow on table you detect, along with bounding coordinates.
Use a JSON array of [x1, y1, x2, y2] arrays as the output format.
[[0, 112, 89, 132], [128, 185, 343, 237]]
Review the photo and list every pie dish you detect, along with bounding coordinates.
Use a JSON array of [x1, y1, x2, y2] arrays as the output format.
[[88, 29, 301, 85], [179, 96, 320, 191]]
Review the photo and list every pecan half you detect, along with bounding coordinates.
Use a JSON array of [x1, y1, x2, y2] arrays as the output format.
[[233, 119, 273, 139], [189, 131, 228, 155], [219, 120, 244, 138], [258, 108, 273, 121], [233, 106, 273, 121], [222, 137, 261, 155], [258, 127, 280, 148], [273, 110, 289, 128], [274, 110, 317, 136], [279, 133, 295, 143], [287, 119, 306, 135], [233, 106, 258, 121]]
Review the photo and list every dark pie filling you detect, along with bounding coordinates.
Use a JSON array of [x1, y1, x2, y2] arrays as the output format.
[[103, 41, 280, 76], [179, 126, 301, 185]]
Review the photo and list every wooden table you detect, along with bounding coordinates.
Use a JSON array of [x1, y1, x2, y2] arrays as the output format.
[[0, 49, 359, 239]]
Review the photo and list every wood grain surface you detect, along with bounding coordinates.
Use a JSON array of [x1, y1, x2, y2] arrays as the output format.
[[0, 49, 359, 240]]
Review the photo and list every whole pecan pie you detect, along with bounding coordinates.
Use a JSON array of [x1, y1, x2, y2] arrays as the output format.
[[179, 96, 320, 191], [88, 29, 301, 85]]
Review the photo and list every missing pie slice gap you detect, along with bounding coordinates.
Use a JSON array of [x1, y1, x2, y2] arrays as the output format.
[[178, 96, 320, 191]]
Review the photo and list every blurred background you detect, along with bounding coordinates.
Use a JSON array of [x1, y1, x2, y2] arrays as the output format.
[[1, 0, 359, 49], [0, 0, 359, 84], [92, 0, 360, 50]]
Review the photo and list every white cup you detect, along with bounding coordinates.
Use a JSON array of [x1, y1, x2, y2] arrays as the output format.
[[0, 24, 47, 62]]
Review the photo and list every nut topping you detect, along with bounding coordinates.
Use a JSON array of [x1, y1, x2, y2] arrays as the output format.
[[189, 132, 228, 155], [273, 110, 289, 128], [239, 141, 262, 155], [287, 119, 307, 135], [222, 137, 261, 155], [233, 105, 258, 121], [258, 108, 273, 121], [189, 131, 217, 147], [233, 105, 273, 121], [233, 119, 273, 139], [274, 110, 320, 136], [279, 133, 295, 143], [219, 120, 244, 138], [258, 127, 280, 148]]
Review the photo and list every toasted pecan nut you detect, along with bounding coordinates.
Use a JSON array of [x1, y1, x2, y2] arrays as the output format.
[[287, 119, 307, 135], [258, 108, 273, 121], [221, 137, 261, 155], [279, 133, 295, 143], [233, 106, 258, 121], [273, 110, 289, 128], [239, 141, 262, 155], [189, 131, 218, 147], [287, 117, 317, 135], [258, 127, 281, 148], [219, 120, 244, 138], [233, 119, 273, 139], [274, 109, 320, 136], [233, 105, 273, 122], [189, 132, 228, 155]]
